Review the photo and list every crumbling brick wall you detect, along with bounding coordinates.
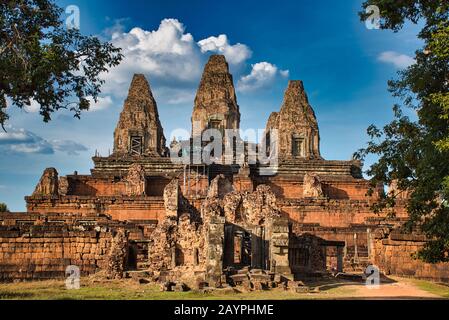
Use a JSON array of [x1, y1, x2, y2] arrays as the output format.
[[0, 225, 115, 281], [372, 229, 449, 283]]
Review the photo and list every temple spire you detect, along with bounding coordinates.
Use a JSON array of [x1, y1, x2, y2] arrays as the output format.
[[113, 74, 167, 157], [266, 80, 321, 159], [191, 55, 240, 137]]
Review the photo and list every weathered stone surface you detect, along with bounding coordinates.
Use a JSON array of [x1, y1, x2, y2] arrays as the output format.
[[113, 74, 167, 157], [269, 216, 292, 276], [106, 229, 128, 280], [303, 173, 324, 198], [388, 180, 409, 200], [266, 80, 321, 159], [148, 211, 205, 287], [58, 176, 69, 196], [222, 185, 281, 226], [207, 174, 234, 199], [124, 164, 146, 196], [33, 168, 59, 197], [164, 179, 181, 218], [192, 55, 240, 136]]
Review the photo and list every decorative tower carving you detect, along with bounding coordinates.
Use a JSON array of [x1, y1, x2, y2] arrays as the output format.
[[265, 80, 321, 159], [32, 168, 59, 197], [113, 74, 167, 157], [192, 55, 241, 137]]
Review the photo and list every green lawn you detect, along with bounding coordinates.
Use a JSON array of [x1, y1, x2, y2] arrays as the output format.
[[411, 279, 449, 298], [0, 278, 358, 300], [1, 277, 448, 300]]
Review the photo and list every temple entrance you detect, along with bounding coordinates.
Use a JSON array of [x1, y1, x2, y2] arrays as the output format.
[[292, 137, 304, 157], [224, 225, 253, 269], [233, 231, 252, 266], [127, 241, 138, 270]]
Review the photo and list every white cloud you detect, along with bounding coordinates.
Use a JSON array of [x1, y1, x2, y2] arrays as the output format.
[[5, 98, 41, 113], [97, 18, 289, 106], [0, 128, 54, 154], [24, 100, 40, 113], [101, 18, 203, 100], [87, 96, 114, 112], [378, 51, 416, 69], [237, 62, 289, 92], [0, 127, 88, 155], [50, 140, 89, 156], [198, 34, 252, 65], [280, 70, 290, 77]]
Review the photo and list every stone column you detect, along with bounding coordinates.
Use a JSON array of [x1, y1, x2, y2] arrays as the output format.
[[205, 215, 225, 287], [367, 228, 372, 260], [164, 179, 181, 218], [251, 226, 262, 269], [268, 217, 293, 279], [353, 233, 359, 263], [171, 247, 176, 269], [337, 246, 344, 273]]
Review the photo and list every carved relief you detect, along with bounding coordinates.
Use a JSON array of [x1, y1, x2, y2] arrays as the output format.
[[32, 168, 59, 197], [303, 173, 324, 198], [124, 164, 146, 196], [265, 81, 321, 159], [164, 179, 181, 218], [113, 74, 167, 157], [192, 55, 240, 137]]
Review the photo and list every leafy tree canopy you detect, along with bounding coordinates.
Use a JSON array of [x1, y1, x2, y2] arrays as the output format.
[[357, 1, 449, 262], [0, 203, 8, 212], [0, 0, 123, 130]]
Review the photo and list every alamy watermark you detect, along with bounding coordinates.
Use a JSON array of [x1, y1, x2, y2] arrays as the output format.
[[65, 265, 80, 290], [65, 5, 80, 30], [169, 123, 279, 176], [365, 5, 380, 30], [365, 265, 380, 289]]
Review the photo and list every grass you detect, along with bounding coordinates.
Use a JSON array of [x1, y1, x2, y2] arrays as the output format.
[[1, 276, 448, 300], [0, 278, 360, 300], [411, 279, 449, 298]]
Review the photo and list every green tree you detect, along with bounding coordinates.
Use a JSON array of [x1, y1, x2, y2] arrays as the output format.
[[0, 0, 123, 130], [0, 203, 8, 212], [356, 1, 449, 262]]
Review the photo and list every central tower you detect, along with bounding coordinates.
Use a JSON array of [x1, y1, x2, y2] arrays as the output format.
[[191, 55, 241, 137]]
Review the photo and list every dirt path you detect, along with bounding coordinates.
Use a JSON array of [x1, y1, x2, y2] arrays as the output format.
[[349, 278, 440, 299]]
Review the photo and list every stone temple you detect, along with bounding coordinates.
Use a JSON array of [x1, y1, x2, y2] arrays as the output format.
[[1, 55, 449, 288]]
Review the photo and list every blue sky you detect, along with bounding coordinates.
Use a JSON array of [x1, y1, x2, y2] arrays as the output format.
[[0, 0, 422, 211]]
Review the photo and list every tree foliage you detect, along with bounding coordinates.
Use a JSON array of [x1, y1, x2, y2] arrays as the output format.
[[357, 1, 449, 262], [0, 0, 123, 130], [0, 203, 8, 212]]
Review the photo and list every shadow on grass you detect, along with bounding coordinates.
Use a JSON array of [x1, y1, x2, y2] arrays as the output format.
[[0, 291, 34, 299], [296, 273, 398, 292]]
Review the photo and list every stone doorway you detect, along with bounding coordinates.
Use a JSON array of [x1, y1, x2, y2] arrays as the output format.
[[127, 241, 138, 271], [224, 225, 253, 269]]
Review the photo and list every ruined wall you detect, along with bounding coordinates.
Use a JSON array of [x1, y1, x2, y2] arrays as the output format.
[[281, 199, 408, 228], [52, 173, 167, 198], [148, 214, 206, 286], [289, 234, 327, 273], [372, 229, 449, 283], [65, 176, 127, 196], [0, 225, 115, 281], [262, 177, 376, 201]]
